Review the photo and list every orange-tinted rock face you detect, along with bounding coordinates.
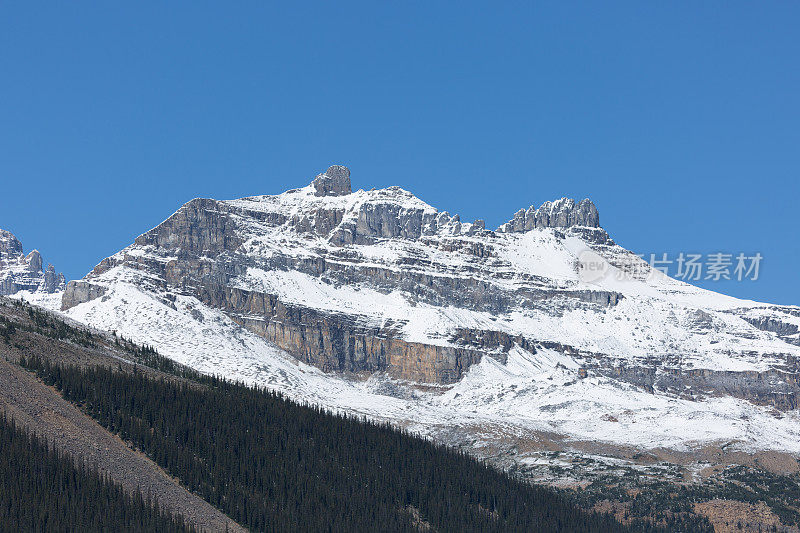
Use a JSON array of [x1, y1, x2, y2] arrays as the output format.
[[195, 282, 484, 383], [247, 316, 482, 383]]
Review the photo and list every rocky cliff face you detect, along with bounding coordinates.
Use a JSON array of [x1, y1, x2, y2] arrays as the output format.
[[60, 166, 800, 413], [0, 229, 65, 296]]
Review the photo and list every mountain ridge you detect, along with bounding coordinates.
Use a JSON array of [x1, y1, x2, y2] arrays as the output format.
[[60, 167, 629, 385], [8, 165, 793, 489]]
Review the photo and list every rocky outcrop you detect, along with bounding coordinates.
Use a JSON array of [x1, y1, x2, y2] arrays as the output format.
[[526, 340, 800, 410], [497, 198, 600, 232], [61, 280, 107, 310], [742, 315, 799, 337], [312, 165, 352, 196], [25, 250, 43, 273], [594, 360, 800, 411], [327, 188, 448, 245], [732, 309, 800, 347], [43, 265, 65, 293], [0, 229, 65, 296]]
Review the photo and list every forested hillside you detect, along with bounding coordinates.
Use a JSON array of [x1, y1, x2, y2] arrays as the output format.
[[0, 412, 192, 533], [21, 352, 710, 532]]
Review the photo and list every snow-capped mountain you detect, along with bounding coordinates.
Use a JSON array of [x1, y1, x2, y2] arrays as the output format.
[[0, 229, 65, 300], [55, 165, 800, 465]]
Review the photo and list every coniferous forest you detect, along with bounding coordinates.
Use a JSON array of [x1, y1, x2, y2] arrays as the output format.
[[18, 353, 708, 532], [0, 412, 193, 533]]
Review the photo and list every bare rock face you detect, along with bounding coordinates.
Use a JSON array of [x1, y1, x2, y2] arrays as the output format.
[[196, 283, 485, 383], [312, 165, 352, 196], [134, 198, 244, 254], [61, 280, 106, 310], [0, 228, 65, 296]]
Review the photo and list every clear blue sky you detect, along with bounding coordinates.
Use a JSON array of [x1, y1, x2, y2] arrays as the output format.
[[1, 2, 798, 304]]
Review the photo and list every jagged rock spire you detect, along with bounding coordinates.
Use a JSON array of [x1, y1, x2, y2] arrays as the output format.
[[498, 198, 600, 233], [312, 165, 352, 197], [0, 228, 65, 295]]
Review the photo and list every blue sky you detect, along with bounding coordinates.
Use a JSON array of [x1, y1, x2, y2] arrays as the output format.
[[1, 2, 798, 304]]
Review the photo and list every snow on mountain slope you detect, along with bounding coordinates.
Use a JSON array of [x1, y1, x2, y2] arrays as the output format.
[[57, 165, 800, 463], [61, 275, 800, 455]]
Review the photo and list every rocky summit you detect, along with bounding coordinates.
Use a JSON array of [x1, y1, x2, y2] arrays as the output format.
[[312, 165, 352, 196], [54, 165, 800, 478], [0, 229, 65, 296]]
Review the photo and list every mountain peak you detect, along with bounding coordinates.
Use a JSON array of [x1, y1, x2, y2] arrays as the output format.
[[312, 165, 351, 197]]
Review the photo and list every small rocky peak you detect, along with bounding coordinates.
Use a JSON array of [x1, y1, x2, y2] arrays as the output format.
[[497, 197, 600, 233], [575, 198, 600, 227], [312, 165, 352, 197], [43, 264, 66, 293], [25, 250, 43, 272], [0, 227, 66, 296]]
